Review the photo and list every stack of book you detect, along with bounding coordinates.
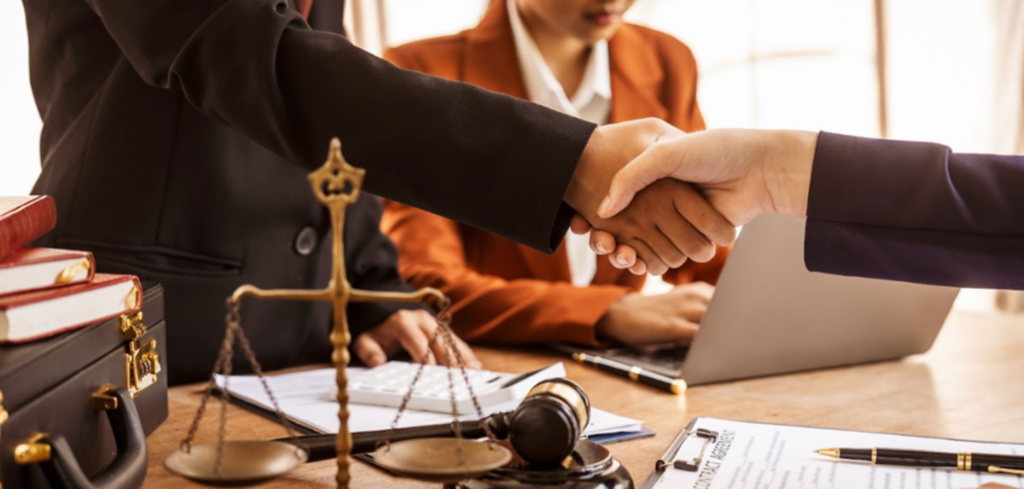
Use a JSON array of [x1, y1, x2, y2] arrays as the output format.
[[0, 196, 141, 344]]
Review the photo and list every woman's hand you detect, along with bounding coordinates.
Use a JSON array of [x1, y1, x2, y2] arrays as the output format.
[[353, 309, 481, 368], [596, 283, 714, 345]]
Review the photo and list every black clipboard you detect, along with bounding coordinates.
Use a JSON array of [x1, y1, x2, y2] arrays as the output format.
[[640, 417, 719, 489]]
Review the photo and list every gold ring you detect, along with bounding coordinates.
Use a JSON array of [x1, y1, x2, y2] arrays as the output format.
[[871, 448, 877, 464]]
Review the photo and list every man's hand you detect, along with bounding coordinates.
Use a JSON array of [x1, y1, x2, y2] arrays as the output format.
[[567, 119, 736, 275], [353, 309, 481, 369], [588, 129, 818, 272], [596, 283, 714, 345]]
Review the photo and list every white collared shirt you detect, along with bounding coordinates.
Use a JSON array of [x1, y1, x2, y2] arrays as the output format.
[[507, 0, 611, 287]]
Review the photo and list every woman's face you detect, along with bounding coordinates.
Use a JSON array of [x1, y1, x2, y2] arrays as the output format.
[[517, 0, 636, 44]]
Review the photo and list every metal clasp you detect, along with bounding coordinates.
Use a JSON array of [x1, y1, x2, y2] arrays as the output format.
[[14, 433, 51, 465], [91, 384, 119, 411], [121, 312, 161, 397], [671, 428, 719, 472]]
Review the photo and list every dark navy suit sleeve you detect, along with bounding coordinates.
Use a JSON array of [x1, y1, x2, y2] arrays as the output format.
[[804, 132, 1024, 289]]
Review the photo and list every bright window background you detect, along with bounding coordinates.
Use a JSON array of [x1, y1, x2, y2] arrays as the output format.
[[1, 0, 42, 196], [0, 0, 1013, 310], [627, 0, 880, 136]]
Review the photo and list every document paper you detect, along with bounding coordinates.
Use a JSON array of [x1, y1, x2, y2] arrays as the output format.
[[651, 418, 1024, 489], [216, 368, 642, 436]]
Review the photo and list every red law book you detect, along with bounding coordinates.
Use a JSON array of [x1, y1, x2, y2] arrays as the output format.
[[0, 248, 96, 296], [0, 273, 141, 344], [0, 196, 58, 262]]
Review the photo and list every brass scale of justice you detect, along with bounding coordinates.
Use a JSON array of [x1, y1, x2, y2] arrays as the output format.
[[164, 139, 513, 486]]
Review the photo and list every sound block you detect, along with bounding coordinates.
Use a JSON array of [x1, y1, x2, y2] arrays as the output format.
[[445, 440, 633, 489]]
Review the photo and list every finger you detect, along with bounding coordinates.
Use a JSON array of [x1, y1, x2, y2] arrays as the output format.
[[677, 300, 709, 323], [396, 319, 436, 365], [353, 334, 388, 367], [599, 142, 676, 219], [570, 214, 593, 235], [608, 244, 637, 269], [628, 238, 668, 276], [589, 230, 617, 255], [453, 336, 482, 369], [629, 260, 647, 275], [673, 184, 737, 246], [687, 282, 716, 302], [648, 224, 689, 268], [414, 313, 451, 366], [660, 212, 715, 263]]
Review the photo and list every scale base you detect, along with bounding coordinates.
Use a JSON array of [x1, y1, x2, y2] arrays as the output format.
[[164, 440, 308, 484], [445, 440, 633, 489], [373, 438, 514, 483]]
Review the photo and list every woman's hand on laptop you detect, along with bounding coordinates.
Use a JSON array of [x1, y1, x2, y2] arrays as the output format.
[[353, 309, 482, 369], [596, 282, 714, 345]]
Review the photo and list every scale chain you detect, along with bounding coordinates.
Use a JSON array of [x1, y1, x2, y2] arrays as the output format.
[[180, 303, 239, 454], [178, 299, 308, 478], [383, 296, 500, 472]]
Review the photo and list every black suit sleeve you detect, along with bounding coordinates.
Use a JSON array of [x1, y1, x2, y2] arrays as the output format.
[[343, 195, 427, 337], [81, 0, 593, 253]]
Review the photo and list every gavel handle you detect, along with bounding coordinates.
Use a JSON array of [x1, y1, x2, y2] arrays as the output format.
[[275, 412, 513, 462]]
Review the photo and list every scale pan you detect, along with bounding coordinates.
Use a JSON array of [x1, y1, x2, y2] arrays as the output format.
[[165, 440, 308, 483], [373, 438, 513, 483]]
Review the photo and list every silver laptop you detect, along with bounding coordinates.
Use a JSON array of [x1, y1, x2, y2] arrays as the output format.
[[562, 214, 960, 386]]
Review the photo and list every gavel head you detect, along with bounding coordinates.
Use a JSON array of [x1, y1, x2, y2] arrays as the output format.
[[507, 378, 591, 465]]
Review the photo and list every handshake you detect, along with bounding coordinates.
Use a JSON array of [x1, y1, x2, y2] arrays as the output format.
[[565, 119, 819, 274]]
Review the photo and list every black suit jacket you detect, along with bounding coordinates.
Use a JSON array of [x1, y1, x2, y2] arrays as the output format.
[[24, 0, 595, 384]]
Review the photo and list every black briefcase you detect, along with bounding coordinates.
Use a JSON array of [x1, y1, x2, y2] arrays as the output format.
[[0, 284, 168, 489]]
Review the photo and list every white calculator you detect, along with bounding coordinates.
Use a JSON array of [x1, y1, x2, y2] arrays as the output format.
[[347, 361, 566, 414]]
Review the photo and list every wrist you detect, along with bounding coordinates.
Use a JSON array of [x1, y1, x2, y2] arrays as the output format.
[[763, 130, 817, 217], [565, 127, 609, 215], [595, 292, 635, 341]]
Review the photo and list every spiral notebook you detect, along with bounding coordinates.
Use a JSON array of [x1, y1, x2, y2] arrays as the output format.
[[642, 418, 1024, 489]]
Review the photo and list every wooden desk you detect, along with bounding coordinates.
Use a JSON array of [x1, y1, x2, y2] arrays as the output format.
[[143, 310, 1024, 488]]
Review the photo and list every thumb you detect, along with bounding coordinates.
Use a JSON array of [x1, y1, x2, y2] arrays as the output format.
[[354, 334, 388, 367], [598, 141, 677, 218]]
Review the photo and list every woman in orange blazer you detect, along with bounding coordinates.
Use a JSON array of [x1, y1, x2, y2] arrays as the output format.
[[381, 0, 729, 348]]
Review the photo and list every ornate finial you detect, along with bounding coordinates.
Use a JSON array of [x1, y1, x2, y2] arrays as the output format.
[[308, 138, 367, 206]]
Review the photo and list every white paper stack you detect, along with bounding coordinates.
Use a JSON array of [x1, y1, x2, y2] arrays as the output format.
[[215, 367, 643, 436]]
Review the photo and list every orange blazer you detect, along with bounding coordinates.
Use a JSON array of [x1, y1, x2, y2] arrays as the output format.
[[381, 0, 729, 347]]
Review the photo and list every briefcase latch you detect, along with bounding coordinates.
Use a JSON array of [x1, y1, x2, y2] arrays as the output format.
[[120, 312, 162, 397]]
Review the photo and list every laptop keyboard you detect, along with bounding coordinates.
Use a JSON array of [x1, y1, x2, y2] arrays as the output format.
[[603, 344, 690, 374]]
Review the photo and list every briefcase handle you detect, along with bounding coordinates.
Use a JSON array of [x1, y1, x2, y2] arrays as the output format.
[[17, 387, 147, 489]]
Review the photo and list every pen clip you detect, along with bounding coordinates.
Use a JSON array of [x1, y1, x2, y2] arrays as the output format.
[[667, 428, 719, 472], [989, 465, 1024, 476]]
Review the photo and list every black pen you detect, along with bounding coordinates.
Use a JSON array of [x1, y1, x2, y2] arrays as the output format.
[[815, 447, 1024, 476], [571, 352, 686, 394]]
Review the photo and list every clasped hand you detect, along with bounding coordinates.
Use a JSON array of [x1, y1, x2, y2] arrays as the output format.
[[566, 119, 737, 275], [571, 124, 818, 272]]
